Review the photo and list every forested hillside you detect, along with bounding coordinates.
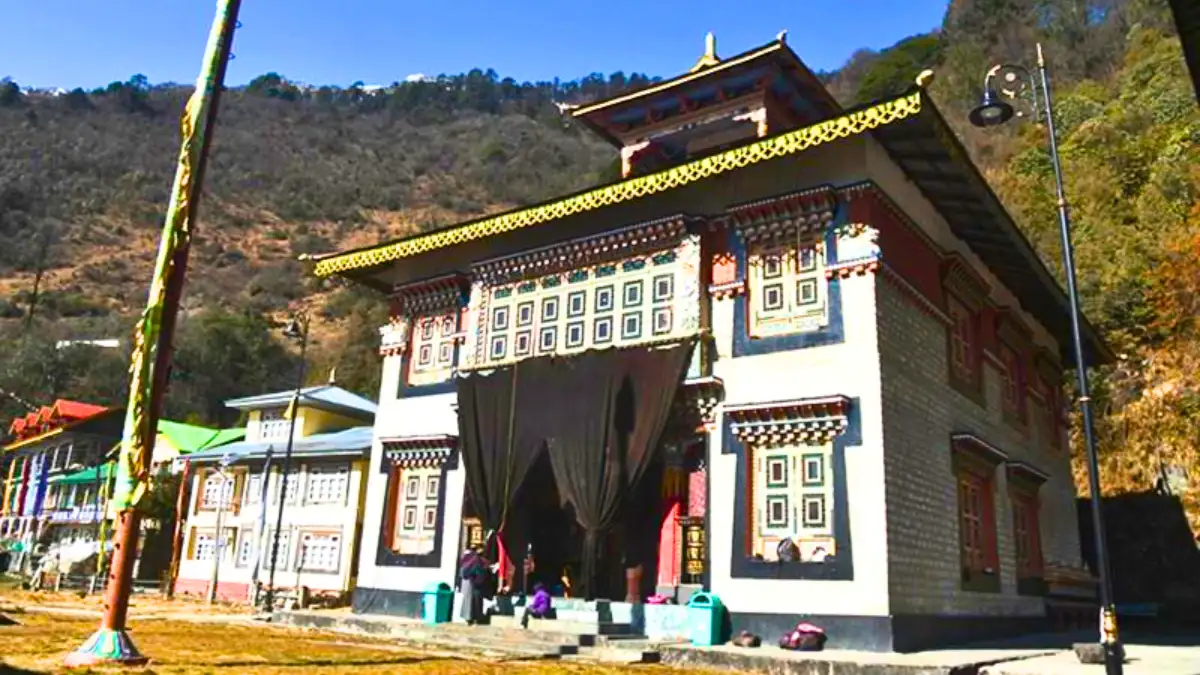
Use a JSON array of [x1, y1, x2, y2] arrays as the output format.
[[0, 1, 1195, 527]]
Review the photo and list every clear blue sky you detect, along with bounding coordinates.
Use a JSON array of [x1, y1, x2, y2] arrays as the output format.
[[2, 1, 947, 90]]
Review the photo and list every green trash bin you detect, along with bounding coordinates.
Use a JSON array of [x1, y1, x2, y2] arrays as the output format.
[[421, 582, 453, 624], [686, 592, 724, 646]]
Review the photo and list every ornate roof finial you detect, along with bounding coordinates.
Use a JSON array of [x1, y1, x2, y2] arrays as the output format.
[[777, 29, 788, 43], [690, 31, 721, 73], [328, 367, 337, 385], [915, 69, 935, 88]]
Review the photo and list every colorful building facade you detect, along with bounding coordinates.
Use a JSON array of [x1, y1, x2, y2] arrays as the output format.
[[313, 35, 1107, 650], [172, 385, 376, 604], [1, 402, 243, 578], [0, 401, 123, 560]]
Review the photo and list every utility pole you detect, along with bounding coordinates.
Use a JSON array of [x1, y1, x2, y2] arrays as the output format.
[[64, 0, 242, 666]]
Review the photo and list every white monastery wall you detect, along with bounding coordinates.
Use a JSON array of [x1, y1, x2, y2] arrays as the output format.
[[708, 271, 890, 617], [353, 355, 465, 593]]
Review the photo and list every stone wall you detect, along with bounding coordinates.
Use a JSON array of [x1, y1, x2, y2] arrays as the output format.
[[876, 272, 1082, 617]]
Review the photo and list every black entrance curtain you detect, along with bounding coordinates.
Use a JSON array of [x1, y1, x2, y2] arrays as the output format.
[[456, 362, 546, 558], [543, 340, 695, 599]]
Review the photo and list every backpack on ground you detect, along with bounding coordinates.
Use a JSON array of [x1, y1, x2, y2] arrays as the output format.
[[778, 622, 826, 651]]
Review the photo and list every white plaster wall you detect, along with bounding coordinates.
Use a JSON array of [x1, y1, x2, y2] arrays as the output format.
[[353, 353, 465, 594], [176, 458, 367, 594], [707, 273, 890, 617]]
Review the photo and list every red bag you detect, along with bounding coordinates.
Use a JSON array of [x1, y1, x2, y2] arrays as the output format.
[[778, 622, 827, 651]]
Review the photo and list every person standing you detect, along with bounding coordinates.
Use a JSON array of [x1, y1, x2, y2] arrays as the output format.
[[457, 546, 487, 625]]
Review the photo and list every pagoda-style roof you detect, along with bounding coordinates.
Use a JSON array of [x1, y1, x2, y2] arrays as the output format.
[[569, 34, 840, 148]]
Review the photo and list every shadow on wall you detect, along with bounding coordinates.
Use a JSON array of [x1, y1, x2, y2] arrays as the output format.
[[1078, 491, 1200, 623]]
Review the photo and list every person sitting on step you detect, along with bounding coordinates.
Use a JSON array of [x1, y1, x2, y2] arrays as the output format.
[[521, 582, 552, 628]]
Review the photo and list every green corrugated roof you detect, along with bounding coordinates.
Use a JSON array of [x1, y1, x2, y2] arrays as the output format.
[[203, 427, 247, 449], [157, 420, 245, 454]]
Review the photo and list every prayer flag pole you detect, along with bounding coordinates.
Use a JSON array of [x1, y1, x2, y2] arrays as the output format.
[[64, 0, 241, 666]]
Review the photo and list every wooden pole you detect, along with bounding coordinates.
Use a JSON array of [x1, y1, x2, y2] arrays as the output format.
[[64, 0, 241, 666], [164, 458, 191, 600]]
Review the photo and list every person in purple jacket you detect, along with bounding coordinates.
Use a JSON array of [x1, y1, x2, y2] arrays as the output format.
[[521, 582, 552, 628]]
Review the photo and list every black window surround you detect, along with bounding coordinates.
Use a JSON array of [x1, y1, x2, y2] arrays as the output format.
[[374, 436, 458, 569], [723, 395, 860, 580]]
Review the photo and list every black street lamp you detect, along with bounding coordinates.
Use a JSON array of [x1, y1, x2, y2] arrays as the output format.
[[261, 312, 309, 616], [969, 44, 1123, 673]]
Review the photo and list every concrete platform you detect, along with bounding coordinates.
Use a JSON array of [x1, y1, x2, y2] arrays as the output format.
[[981, 644, 1200, 675], [274, 609, 671, 663], [276, 608, 1200, 674], [660, 643, 1055, 675]]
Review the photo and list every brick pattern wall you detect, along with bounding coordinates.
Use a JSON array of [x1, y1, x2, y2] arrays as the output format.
[[876, 275, 1082, 617]]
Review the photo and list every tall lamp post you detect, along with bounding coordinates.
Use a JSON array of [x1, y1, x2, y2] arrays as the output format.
[[261, 313, 309, 616], [968, 44, 1123, 673], [206, 447, 251, 604]]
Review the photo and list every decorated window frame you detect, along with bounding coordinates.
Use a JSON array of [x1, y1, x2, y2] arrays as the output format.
[[950, 434, 1005, 593], [1033, 350, 1065, 452], [379, 276, 469, 395], [297, 528, 344, 573], [197, 468, 243, 513], [467, 220, 701, 370], [235, 528, 256, 567], [996, 313, 1033, 428], [377, 436, 457, 568], [942, 257, 990, 404], [726, 187, 858, 357], [723, 395, 857, 580], [746, 236, 829, 338], [408, 312, 459, 387], [262, 527, 293, 571], [257, 408, 290, 442], [187, 526, 236, 563], [1007, 461, 1048, 595], [304, 463, 350, 505]]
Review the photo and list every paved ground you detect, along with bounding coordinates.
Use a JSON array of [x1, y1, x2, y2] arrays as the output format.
[[981, 643, 1200, 675]]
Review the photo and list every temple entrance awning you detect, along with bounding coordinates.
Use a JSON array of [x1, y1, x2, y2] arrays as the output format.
[[456, 339, 695, 600]]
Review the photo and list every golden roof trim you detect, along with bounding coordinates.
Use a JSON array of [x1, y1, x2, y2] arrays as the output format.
[[313, 91, 923, 278]]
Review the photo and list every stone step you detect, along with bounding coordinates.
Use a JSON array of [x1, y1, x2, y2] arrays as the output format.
[[488, 614, 637, 636], [397, 631, 575, 659], [565, 646, 663, 664]]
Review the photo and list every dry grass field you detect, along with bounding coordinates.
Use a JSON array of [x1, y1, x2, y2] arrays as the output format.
[[0, 585, 691, 675]]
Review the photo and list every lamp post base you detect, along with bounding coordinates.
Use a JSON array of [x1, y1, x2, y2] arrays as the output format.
[[64, 628, 149, 668], [1073, 641, 1125, 666]]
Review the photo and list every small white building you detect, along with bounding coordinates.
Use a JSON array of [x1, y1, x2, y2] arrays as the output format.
[[172, 385, 376, 605]]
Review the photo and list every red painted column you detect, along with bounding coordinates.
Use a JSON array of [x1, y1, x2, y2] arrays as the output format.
[[656, 497, 682, 588], [496, 535, 510, 591]]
